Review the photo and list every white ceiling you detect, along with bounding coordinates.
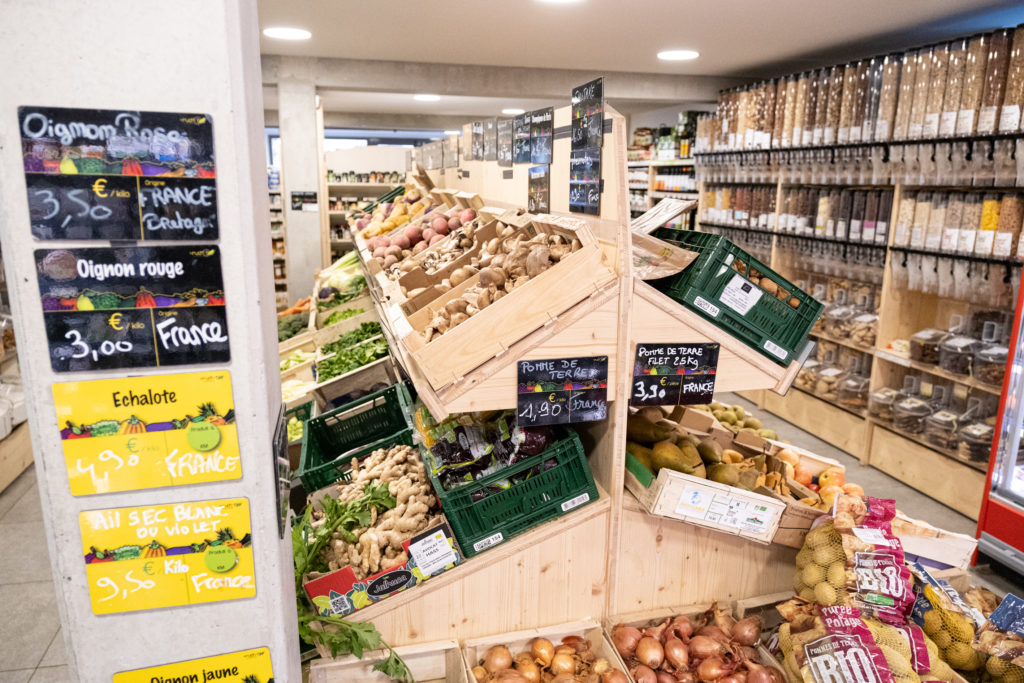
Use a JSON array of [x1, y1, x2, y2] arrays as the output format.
[[257, 0, 1023, 78], [316, 90, 562, 117]]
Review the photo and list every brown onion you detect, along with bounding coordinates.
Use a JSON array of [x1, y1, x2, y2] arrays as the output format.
[[731, 617, 763, 647], [657, 673, 677, 683], [485, 645, 513, 673], [513, 653, 540, 683], [636, 636, 665, 669], [562, 635, 584, 647], [698, 656, 730, 681], [631, 665, 658, 683], [612, 625, 642, 659], [550, 652, 575, 675], [555, 644, 575, 656], [602, 671, 629, 683], [645, 618, 671, 642], [551, 674, 577, 683], [688, 635, 723, 659], [664, 637, 688, 670], [697, 625, 730, 643], [675, 672, 695, 683], [744, 663, 774, 683], [472, 665, 488, 682], [531, 637, 554, 667], [494, 670, 529, 683], [720, 677, 742, 683], [670, 615, 694, 641]]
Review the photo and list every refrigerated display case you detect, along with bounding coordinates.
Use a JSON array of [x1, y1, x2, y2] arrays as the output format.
[[977, 283, 1024, 574]]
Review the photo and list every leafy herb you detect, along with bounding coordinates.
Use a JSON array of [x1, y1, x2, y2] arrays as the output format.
[[320, 322, 383, 357], [323, 307, 365, 327], [317, 283, 366, 311], [316, 338, 389, 382], [292, 483, 413, 682]]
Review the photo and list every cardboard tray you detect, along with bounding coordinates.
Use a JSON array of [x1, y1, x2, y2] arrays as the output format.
[[399, 216, 616, 389], [461, 619, 629, 682], [309, 639, 468, 683]]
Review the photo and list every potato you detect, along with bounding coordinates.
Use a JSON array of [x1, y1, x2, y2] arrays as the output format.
[[431, 216, 449, 234], [372, 246, 386, 258], [413, 241, 429, 253], [460, 208, 477, 223], [379, 236, 392, 248], [422, 228, 436, 242], [429, 234, 445, 246], [384, 245, 402, 257], [405, 225, 422, 244], [448, 216, 462, 231], [433, 222, 450, 236], [383, 254, 398, 268], [391, 234, 411, 249]]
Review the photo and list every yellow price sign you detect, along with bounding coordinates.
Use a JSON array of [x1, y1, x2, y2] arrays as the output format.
[[52, 371, 241, 495], [80, 498, 255, 614], [113, 647, 273, 682]]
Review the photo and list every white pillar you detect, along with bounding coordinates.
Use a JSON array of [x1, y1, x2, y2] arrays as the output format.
[[277, 59, 324, 298], [0, 1, 300, 680]]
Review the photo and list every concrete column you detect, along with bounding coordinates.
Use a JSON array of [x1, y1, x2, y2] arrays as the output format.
[[277, 60, 323, 299]]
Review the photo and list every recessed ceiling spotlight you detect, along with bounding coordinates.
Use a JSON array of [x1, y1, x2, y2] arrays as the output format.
[[413, 94, 441, 102], [444, 130, 461, 136], [657, 49, 700, 61], [502, 108, 526, 115], [263, 27, 312, 40]]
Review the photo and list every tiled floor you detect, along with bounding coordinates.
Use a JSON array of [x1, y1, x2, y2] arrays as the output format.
[[1, 395, 1022, 680]]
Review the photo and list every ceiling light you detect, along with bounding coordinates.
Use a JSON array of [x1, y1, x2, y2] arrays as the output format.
[[263, 27, 311, 40], [413, 94, 441, 102], [657, 49, 700, 61], [444, 130, 461, 136], [536, 0, 585, 4], [502, 108, 526, 115]]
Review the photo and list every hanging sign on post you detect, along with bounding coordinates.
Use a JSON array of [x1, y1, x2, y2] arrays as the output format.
[[497, 119, 513, 167], [79, 497, 255, 614], [34, 245, 229, 372], [18, 106, 218, 241], [570, 77, 604, 216], [51, 370, 240, 496], [517, 356, 608, 426], [528, 165, 550, 213], [513, 113, 531, 164], [530, 107, 553, 164], [113, 648, 274, 683], [630, 343, 720, 406]]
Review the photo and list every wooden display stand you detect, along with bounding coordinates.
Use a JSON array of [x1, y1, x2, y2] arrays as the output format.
[[334, 104, 804, 650], [694, 173, 1012, 521]]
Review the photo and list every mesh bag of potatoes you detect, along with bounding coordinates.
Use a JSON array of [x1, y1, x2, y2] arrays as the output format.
[[908, 563, 991, 678], [972, 592, 1024, 683]]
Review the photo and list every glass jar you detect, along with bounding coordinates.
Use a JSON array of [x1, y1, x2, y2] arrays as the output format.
[[1000, 26, 1024, 133], [849, 312, 879, 348], [838, 375, 870, 411], [814, 365, 848, 403], [974, 343, 1008, 386], [795, 358, 821, 392], [925, 43, 950, 137], [893, 396, 933, 434], [943, 39, 968, 136], [868, 387, 899, 423], [958, 34, 990, 136], [957, 422, 995, 462], [938, 334, 980, 376], [909, 328, 947, 364], [924, 410, 960, 450], [979, 28, 1012, 134], [823, 304, 856, 339]]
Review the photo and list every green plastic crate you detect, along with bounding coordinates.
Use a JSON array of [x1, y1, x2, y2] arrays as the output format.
[[426, 429, 599, 558], [285, 400, 315, 446], [651, 228, 823, 365], [298, 383, 413, 491]]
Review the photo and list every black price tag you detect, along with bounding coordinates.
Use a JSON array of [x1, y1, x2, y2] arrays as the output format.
[[35, 245, 230, 372], [517, 356, 608, 426], [530, 108, 553, 165], [528, 165, 550, 214], [569, 148, 601, 216], [630, 343, 720, 406]]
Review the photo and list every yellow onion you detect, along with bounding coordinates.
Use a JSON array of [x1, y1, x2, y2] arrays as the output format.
[[485, 645, 513, 673], [551, 674, 577, 683], [602, 671, 629, 683], [531, 637, 554, 667], [550, 652, 576, 675], [472, 665, 488, 682], [494, 670, 529, 683], [514, 652, 540, 683]]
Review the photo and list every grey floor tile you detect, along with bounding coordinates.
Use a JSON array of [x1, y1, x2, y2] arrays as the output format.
[[0, 671, 34, 683], [28, 667, 68, 683], [0, 581, 58, 672], [37, 631, 65, 669], [1, 486, 42, 524], [0, 467, 35, 521], [0, 521, 52, 585]]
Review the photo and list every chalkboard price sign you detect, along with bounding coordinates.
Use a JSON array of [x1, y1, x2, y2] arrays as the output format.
[[517, 356, 608, 426], [513, 113, 531, 164], [497, 119, 513, 168], [630, 343, 720, 406]]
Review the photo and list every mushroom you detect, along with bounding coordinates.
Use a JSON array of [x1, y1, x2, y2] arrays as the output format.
[[526, 244, 552, 277], [478, 268, 507, 288]]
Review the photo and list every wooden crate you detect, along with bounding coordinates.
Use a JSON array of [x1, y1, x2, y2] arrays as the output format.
[[400, 217, 617, 389], [279, 328, 316, 355], [604, 603, 789, 683], [309, 640, 467, 683], [461, 619, 628, 682], [624, 462, 786, 545], [313, 311, 381, 351], [314, 293, 375, 329], [314, 356, 399, 407]]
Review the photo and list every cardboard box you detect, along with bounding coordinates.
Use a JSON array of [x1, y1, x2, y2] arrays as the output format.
[[678, 407, 733, 449], [303, 520, 462, 618], [893, 512, 977, 570]]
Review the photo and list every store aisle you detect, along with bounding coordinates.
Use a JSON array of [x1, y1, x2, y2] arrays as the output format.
[[0, 467, 68, 683]]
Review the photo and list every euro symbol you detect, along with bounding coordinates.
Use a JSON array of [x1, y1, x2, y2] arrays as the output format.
[[660, 377, 667, 386], [126, 438, 139, 452], [108, 313, 124, 331], [548, 393, 557, 403], [92, 178, 108, 198], [143, 561, 155, 576]]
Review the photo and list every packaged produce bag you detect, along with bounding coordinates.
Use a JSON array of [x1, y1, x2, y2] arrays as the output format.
[[972, 592, 1024, 682], [909, 563, 989, 674]]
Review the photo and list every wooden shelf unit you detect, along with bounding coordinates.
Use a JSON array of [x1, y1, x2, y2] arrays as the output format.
[[692, 172, 1019, 516]]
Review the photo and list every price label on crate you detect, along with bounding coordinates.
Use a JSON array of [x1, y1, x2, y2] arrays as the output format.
[[630, 343, 720, 406], [517, 356, 608, 426]]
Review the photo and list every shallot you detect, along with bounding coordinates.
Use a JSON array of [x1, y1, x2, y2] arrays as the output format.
[[635, 636, 665, 669], [631, 664, 658, 683], [730, 617, 763, 647], [531, 638, 554, 667], [612, 624, 642, 659], [697, 656, 730, 681], [664, 637, 688, 670], [485, 645, 512, 673]]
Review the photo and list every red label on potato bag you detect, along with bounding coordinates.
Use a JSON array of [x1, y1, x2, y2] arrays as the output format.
[[891, 622, 931, 675], [811, 607, 894, 683]]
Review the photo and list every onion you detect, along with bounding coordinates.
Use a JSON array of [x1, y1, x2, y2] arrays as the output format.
[[744, 662, 774, 683], [766, 668, 784, 683], [562, 635, 585, 647], [734, 672, 748, 683], [636, 636, 665, 669], [737, 646, 758, 662], [472, 665, 488, 682], [514, 653, 540, 683], [657, 673, 677, 683], [664, 637, 688, 670], [670, 615, 694, 641], [698, 656, 730, 681], [631, 665, 658, 683], [550, 652, 575, 675], [731, 617, 763, 647], [720, 677, 742, 683], [551, 674, 577, 683], [644, 618, 671, 642], [494, 671, 529, 683], [485, 645, 513, 673], [602, 671, 629, 683], [531, 638, 554, 667], [697, 625, 730, 643], [711, 604, 736, 637], [555, 645, 575, 656], [612, 625, 642, 659], [675, 672, 695, 683], [688, 635, 723, 659]]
